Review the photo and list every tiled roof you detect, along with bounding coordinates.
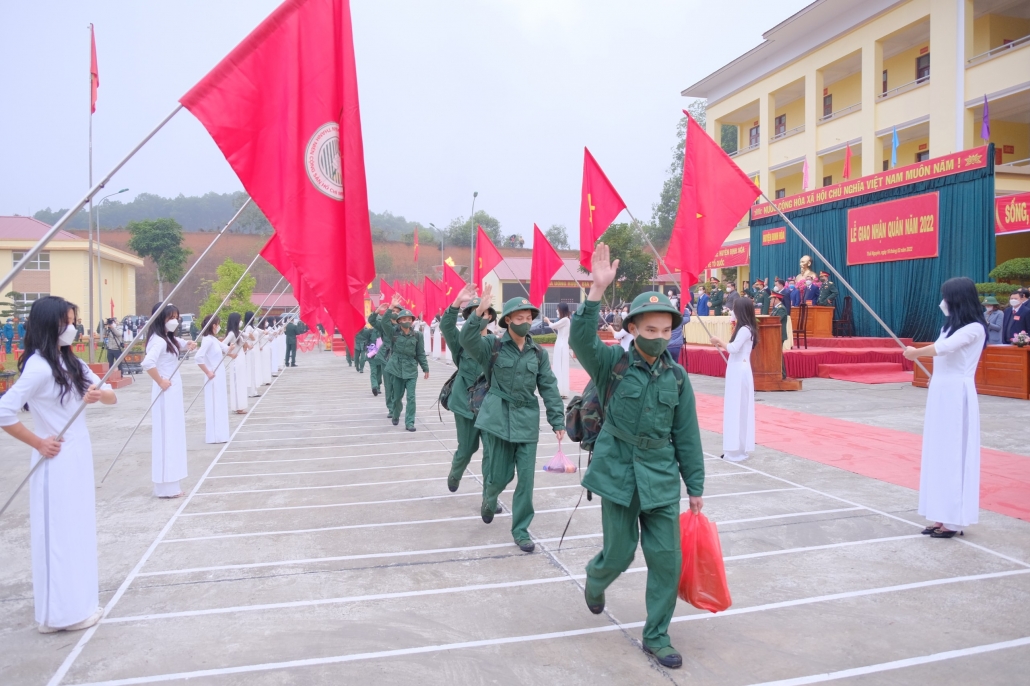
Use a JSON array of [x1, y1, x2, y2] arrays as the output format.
[[251, 293, 299, 308], [0, 215, 81, 241]]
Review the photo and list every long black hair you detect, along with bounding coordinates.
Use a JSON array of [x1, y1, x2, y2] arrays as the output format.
[[729, 297, 759, 349], [147, 304, 181, 355], [18, 296, 90, 404], [557, 303, 571, 319], [201, 313, 220, 337], [244, 311, 255, 328], [941, 277, 988, 345], [225, 312, 242, 339]]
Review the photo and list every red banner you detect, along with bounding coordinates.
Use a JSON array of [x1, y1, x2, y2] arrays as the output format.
[[847, 192, 939, 266], [996, 192, 1030, 236], [761, 227, 786, 246], [706, 242, 750, 269], [752, 146, 988, 220]]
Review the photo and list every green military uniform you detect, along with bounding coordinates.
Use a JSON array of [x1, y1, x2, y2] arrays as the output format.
[[369, 309, 401, 408], [708, 286, 725, 316], [817, 279, 839, 307], [354, 326, 369, 373], [570, 293, 705, 659], [753, 281, 770, 316], [380, 309, 429, 430], [440, 299, 495, 491], [284, 321, 299, 367], [770, 295, 789, 343], [459, 297, 564, 549]]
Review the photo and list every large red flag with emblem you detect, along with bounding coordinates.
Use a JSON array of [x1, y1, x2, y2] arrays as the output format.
[[529, 224, 565, 308], [579, 147, 627, 272], [474, 225, 503, 291], [260, 233, 321, 328], [441, 262, 466, 303], [665, 115, 760, 288], [180, 0, 374, 348]]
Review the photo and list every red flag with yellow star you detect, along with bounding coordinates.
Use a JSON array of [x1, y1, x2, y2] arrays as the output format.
[[474, 225, 503, 291], [665, 114, 760, 288], [441, 262, 466, 302], [579, 147, 627, 272]]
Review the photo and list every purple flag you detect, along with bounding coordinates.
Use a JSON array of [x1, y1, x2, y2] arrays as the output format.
[[981, 95, 990, 141]]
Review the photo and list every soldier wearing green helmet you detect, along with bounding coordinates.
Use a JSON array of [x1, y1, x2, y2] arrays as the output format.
[[569, 243, 705, 670], [378, 303, 429, 431], [369, 294, 406, 414], [441, 284, 497, 492], [459, 283, 565, 553]]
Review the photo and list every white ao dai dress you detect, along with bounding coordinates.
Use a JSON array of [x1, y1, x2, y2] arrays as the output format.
[[550, 316, 571, 396], [918, 322, 985, 529], [195, 334, 230, 443], [224, 331, 248, 412], [0, 355, 109, 628], [722, 326, 755, 461], [141, 335, 189, 496]]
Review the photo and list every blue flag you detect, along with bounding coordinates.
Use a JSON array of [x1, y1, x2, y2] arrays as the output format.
[[890, 126, 899, 168]]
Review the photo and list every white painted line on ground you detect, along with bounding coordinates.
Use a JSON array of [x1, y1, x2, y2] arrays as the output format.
[[162, 505, 865, 544], [194, 473, 465, 496], [224, 438, 456, 453], [746, 636, 1030, 685], [68, 569, 1030, 686], [217, 447, 457, 465], [44, 351, 289, 686]]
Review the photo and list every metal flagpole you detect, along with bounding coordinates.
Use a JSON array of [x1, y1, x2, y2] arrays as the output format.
[[0, 197, 250, 519], [99, 272, 287, 484], [622, 208, 729, 363], [88, 25, 95, 363], [0, 104, 183, 295], [756, 190, 931, 379]]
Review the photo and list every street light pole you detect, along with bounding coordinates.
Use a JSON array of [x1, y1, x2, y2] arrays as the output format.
[[469, 191, 478, 284], [95, 188, 128, 331], [429, 223, 443, 271]]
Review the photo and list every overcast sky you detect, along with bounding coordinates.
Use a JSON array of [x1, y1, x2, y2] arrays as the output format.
[[0, 0, 809, 247]]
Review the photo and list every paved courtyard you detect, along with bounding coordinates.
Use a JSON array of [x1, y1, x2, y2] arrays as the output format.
[[2, 347, 1030, 685]]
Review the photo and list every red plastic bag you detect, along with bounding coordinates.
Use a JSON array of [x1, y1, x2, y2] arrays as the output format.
[[678, 510, 732, 612], [542, 439, 577, 473]]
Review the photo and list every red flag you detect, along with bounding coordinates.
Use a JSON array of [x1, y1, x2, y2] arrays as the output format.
[[261, 233, 322, 326], [665, 114, 760, 288], [109, 298, 114, 318], [425, 276, 445, 318], [579, 147, 627, 272], [180, 0, 374, 349], [441, 262, 466, 302], [410, 283, 425, 319], [413, 228, 419, 262], [529, 224, 565, 308], [89, 25, 99, 114], [379, 278, 395, 302], [474, 225, 503, 291], [842, 142, 852, 180]]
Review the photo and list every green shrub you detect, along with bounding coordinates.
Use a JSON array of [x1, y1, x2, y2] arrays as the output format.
[[989, 258, 1030, 284], [532, 333, 557, 344], [976, 282, 1020, 298]]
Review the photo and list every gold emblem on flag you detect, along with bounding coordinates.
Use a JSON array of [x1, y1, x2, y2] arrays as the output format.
[[305, 122, 344, 201]]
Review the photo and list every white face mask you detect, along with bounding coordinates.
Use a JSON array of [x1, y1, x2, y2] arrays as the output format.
[[58, 324, 77, 347], [1012, 298, 1022, 308], [773, 286, 782, 293], [212, 325, 220, 335], [939, 300, 949, 316], [729, 312, 737, 322], [166, 319, 179, 332]]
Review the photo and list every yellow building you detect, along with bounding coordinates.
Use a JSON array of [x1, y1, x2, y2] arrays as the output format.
[[683, 0, 1030, 279], [0, 216, 143, 324]]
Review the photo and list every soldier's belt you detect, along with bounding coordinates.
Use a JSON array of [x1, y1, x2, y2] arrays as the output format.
[[487, 386, 534, 408], [602, 421, 671, 450]]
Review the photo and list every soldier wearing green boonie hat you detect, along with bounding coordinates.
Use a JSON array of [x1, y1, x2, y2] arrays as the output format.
[[568, 243, 705, 670], [459, 284, 565, 553], [378, 305, 429, 431], [441, 285, 498, 492], [369, 294, 406, 414]]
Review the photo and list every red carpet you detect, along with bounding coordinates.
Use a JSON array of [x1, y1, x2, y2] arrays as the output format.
[[805, 337, 914, 349], [567, 368, 1030, 522], [817, 362, 914, 384], [679, 344, 914, 379]]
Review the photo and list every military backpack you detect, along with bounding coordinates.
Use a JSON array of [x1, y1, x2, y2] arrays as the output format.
[[468, 337, 545, 417]]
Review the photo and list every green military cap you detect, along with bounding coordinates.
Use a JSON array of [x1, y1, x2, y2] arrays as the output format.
[[625, 291, 683, 329], [396, 309, 415, 319], [462, 297, 497, 321], [982, 296, 1000, 306], [498, 297, 539, 329]]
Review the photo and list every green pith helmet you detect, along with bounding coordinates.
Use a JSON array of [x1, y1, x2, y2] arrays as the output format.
[[498, 297, 540, 329], [462, 297, 497, 321], [625, 291, 683, 329], [396, 309, 415, 321], [983, 296, 1000, 306]]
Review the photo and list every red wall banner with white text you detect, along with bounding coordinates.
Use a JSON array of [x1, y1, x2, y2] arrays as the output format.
[[996, 192, 1030, 236], [846, 192, 939, 266]]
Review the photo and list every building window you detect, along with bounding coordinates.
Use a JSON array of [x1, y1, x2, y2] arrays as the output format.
[[823, 175, 833, 187], [775, 188, 786, 199], [11, 251, 50, 271], [749, 125, 760, 148], [13, 292, 49, 310], [774, 115, 786, 136], [883, 159, 890, 171], [916, 54, 930, 83], [915, 150, 929, 162], [882, 70, 888, 95], [823, 95, 832, 117]]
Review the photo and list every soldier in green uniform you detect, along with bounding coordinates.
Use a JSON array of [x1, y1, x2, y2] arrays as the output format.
[[570, 243, 705, 670], [354, 326, 369, 373], [769, 290, 789, 343], [752, 278, 770, 315], [379, 306, 429, 431], [441, 284, 496, 492], [284, 319, 299, 367], [367, 305, 387, 396], [369, 296, 404, 409], [816, 271, 839, 307], [459, 284, 565, 553], [708, 279, 725, 316]]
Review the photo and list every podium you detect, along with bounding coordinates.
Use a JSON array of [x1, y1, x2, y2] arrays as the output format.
[[791, 305, 834, 338], [751, 316, 802, 391]]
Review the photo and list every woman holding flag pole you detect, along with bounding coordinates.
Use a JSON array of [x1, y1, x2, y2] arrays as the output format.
[[194, 313, 230, 444], [223, 313, 248, 415]]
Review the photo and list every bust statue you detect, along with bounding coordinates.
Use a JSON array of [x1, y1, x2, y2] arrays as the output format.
[[798, 255, 817, 281]]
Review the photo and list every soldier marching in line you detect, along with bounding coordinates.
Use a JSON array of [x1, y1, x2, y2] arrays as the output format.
[[440, 284, 496, 493], [353, 325, 370, 373], [569, 243, 705, 670], [367, 296, 403, 405], [379, 305, 429, 431], [459, 284, 565, 554]]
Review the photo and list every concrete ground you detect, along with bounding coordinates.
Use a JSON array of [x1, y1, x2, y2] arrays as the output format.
[[2, 347, 1030, 685]]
